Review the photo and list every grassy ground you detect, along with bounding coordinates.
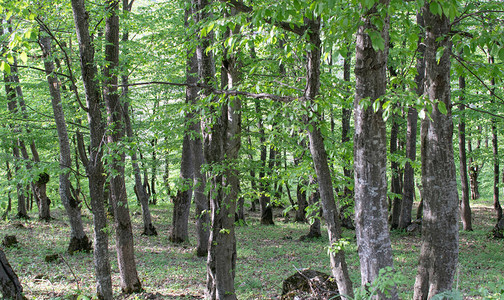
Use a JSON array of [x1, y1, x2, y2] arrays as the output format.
[[1, 198, 503, 299]]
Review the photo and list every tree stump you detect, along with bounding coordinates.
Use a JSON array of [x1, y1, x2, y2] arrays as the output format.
[[0, 249, 26, 299], [281, 269, 340, 300]]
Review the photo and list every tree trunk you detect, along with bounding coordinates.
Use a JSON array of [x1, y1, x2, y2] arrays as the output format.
[[103, 0, 142, 293], [389, 117, 401, 229], [413, 3, 459, 298], [121, 0, 157, 236], [458, 75, 472, 231], [353, 2, 397, 298], [304, 16, 354, 300], [300, 180, 321, 240], [0, 249, 26, 300], [170, 133, 193, 243], [257, 101, 274, 225], [4, 79, 29, 220], [70, 0, 113, 297], [399, 12, 424, 230], [193, 1, 239, 298], [340, 51, 354, 230]]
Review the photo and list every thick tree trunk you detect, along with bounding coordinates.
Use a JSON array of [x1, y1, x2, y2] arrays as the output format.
[[103, 0, 142, 293], [304, 17, 354, 300], [353, 2, 397, 299], [413, 3, 459, 299], [70, 0, 113, 298], [458, 75, 472, 231], [0, 249, 25, 300]]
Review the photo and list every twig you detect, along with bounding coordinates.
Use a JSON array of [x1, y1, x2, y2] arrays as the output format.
[[58, 254, 81, 291]]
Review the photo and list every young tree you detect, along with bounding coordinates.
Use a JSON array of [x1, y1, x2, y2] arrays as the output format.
[[399, 12, 424, 230], [103, 0, 142, 293], [70, 0, 113, 297], [38, 32, 93, 253], [413, 1, 459, 298], [458, 74, 472, 231]]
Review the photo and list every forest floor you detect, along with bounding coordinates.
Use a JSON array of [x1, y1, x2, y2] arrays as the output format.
[[1, 198, 503, 299]]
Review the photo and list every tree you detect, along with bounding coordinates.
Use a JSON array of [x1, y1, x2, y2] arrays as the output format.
[[413, 1, 459, 298], [458, 73, 472, 231], [399, 12, 424, 230], [121, 0, 157, 237], [353, 1, 397, 298], [38, 30, 93, 253], [70, 0, 113, 297], [103, 0, 142, 293]]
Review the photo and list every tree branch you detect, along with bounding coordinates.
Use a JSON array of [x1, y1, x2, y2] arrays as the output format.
[[452, 10, 504, 26], [118, 81, 298, 103], [454, 102, 504, 120], [452, 53, 504, 104]]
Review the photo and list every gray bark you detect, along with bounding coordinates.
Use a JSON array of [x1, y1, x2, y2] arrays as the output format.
[[39, 34, 92, 253], [413, 3, 459, 298], [353, 2, 397, 298], [103, 0, 142, 293], [186, 3, 210, 258], [198, 2, 240, 297], [70, 0, 113, 297], [304, 16, 354, 300]]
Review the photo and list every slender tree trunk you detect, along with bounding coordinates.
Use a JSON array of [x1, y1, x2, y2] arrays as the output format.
[[389, 116, 401, 229], [399, 12, 424, 230], [4, 76, 29, 220], [103, 0, 142, 293], [257, 102, 274, 225], [340, 51, 354, 230], [39, 34, 92, 252], [353, 2, 397, 299], [413, 3, 459, 298], [458, 75, 472, 231], [489, 56, 503, 235], [304, 16, 353, 299], [300, 179, 321, 240], [121, 0, 157, 236], [2, 161, 13, 220], [70, 0, 113, 297]]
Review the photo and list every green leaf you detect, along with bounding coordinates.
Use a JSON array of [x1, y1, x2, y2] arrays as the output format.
[[437, 101, 447, 115], [429, 1, 441, 16], [1, 61, 11, 74], [436, 46, 445, 64], [20, 52, 28, 64], [368, 30, 385, 51]]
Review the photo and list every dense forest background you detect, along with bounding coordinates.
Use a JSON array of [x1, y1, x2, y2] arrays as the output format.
[[1, 0, 504, 299]]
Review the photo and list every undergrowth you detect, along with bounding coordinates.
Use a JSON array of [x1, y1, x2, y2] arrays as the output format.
[[0, 197, 502, 299]]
